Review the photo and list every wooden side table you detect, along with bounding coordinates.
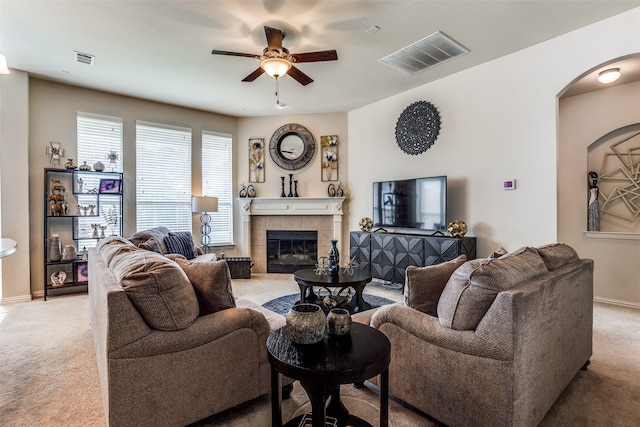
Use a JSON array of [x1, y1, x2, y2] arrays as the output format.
[[267, 323, 390, 427]]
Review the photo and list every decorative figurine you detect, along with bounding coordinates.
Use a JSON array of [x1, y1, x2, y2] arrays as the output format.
[[588, 171, 600, 231]]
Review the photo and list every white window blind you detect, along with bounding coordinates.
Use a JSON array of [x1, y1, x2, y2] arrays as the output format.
[[202, 132, 233, 246], [77, 113, 123, 173], [136, 121, 192, 232], [76, 113, 123, 249]]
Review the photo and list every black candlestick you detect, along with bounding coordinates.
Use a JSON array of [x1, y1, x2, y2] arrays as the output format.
[[288, 174, 294, 197], [281, 176, 286, 198], [294, 180, 299, 197]]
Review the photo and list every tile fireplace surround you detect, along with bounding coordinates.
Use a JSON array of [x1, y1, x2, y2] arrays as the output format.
[[238, 197, 346, 273]]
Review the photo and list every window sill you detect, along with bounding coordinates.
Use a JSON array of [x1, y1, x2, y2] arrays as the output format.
[[583, 231, 640, 240]]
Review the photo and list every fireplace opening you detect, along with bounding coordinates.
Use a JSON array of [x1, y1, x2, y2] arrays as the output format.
[[267, 230, 318, 273]]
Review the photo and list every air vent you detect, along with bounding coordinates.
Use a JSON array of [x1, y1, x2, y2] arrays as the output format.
[[74, 51, 95, 66], [379, 31, 468, 75]]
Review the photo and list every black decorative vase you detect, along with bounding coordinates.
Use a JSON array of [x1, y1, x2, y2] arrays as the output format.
[[327, 239, 340, 275], [280, 176, 286, 198]]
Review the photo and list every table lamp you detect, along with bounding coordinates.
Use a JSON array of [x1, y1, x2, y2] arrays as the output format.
[[192, 196, 218, 253]]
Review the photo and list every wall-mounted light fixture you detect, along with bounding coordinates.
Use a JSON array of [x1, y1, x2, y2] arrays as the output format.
[[0, 53, 10, 75], [597, 68, 621, 84]]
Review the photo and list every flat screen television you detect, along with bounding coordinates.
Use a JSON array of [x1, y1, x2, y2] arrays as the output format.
[[372, 176, 447, 231]]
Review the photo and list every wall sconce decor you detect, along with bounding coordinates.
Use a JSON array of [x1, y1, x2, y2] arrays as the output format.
[[249, 138, 265, 182], [321, 135, 339, 181]]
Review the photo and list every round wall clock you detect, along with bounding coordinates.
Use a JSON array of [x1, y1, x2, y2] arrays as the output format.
[[395, 101, 441, 155]]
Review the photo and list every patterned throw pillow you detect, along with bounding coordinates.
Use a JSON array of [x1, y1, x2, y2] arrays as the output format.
[[164, 233, 196, 260]]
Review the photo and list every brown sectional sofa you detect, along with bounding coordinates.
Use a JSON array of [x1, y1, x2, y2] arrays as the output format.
[[88, 236, 288, 427], [369, 243, 593, 427]]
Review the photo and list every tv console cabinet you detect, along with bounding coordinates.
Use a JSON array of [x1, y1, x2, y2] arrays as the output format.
[[349, 231, 476, 288]]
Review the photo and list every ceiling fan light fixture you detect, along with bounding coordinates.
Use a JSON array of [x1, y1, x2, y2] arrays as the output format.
[[261, 57, 291, 78], [598, 68, 621, 84]]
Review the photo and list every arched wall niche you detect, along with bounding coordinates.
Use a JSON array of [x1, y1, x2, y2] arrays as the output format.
[[557, 53, 640, 308]]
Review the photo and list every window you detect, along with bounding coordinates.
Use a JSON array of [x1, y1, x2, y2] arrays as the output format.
[[76, 113, 123, 249], [136, 121, 191, 232], [202, 132, 233, 246]]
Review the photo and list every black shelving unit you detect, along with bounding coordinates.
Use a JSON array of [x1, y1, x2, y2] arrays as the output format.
[[44, 168, 123, 300]]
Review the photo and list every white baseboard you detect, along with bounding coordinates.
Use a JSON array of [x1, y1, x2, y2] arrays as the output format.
[[0, 294, 33, 305], [594, 296, 640, 310]]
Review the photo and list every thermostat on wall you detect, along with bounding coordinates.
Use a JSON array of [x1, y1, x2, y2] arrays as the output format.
[[503, 179, 516, 190]]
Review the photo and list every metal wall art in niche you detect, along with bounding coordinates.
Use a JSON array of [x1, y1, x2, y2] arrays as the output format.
[[321, 135, 339, 181], [591, 125, 640, 223], [395, 101, 441, 155], [269, 123, 316, 171], [248, 138, 265, 182]]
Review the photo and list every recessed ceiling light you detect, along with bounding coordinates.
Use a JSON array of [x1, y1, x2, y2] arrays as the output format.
[[598, 68, 621, 84]]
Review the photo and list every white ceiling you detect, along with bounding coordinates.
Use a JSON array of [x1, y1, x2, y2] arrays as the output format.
[[2, 1, 639, 117]]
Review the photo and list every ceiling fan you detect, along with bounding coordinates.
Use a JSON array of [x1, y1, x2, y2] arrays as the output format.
[[211, 26, 338, 86]]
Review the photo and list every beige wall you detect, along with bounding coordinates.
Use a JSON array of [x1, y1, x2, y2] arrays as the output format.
[[348, 8, 640, 305], [0, 69, 31, 303], [27, 79, 237, 297], [559, 80, 640, 307]]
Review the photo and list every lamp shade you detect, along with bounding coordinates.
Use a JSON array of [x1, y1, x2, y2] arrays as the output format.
[[192, 196, 218, 213]]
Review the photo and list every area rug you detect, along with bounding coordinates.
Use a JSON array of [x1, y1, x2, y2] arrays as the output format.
[[262, 293, 395, 316]]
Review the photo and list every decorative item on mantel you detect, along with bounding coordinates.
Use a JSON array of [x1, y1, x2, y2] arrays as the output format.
[[248, 138, 265, 183], [447, 220, 468, 238], [280, 176, 286, 198], [285, 303, 326, 345], [321, 135, 339, 181], [288, 173, 294, 197], [327, 182, 344, 197], [327, 239, 340, 275]]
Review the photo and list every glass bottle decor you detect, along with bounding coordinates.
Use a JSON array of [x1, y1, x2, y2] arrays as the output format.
[[328, 239, 340, 275], [49, 235, 61, 262]]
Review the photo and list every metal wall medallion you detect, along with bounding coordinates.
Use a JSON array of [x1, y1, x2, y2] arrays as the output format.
[[395, 101, 441, 155], [269, 123, 316, 170]]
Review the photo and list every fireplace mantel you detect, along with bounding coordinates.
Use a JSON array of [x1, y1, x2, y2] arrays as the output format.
[[238, 197, 346, 258]]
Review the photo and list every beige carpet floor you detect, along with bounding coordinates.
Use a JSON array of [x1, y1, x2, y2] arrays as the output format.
[[0, 273, 638, 426]]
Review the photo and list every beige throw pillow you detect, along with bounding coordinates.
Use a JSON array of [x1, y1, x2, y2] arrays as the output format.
[[404, 255, 467, 316], [176, 258, 236, 315], [438, 247, 547, 330], [110, 250, 199, 331]]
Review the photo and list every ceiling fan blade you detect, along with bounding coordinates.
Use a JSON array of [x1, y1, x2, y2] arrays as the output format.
[[290, 50, 338, 63], [287, 65, 314, 86], [264, 26, 284, 53], [211, 50, 261, 59], [242, 67, 265, 82]]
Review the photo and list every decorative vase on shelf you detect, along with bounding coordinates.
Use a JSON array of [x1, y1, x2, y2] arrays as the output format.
[[285, 303, 326, 344], [93, 161, 105, 172], [61, 245, 76, 261], [49, 235, 61, 262], [328, 239, 340, 275], [327, 308, 352, 336]]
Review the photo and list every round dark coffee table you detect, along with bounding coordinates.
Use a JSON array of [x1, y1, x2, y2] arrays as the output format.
[[293, 268, 372, 314], [267, 322, 390, 427]]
